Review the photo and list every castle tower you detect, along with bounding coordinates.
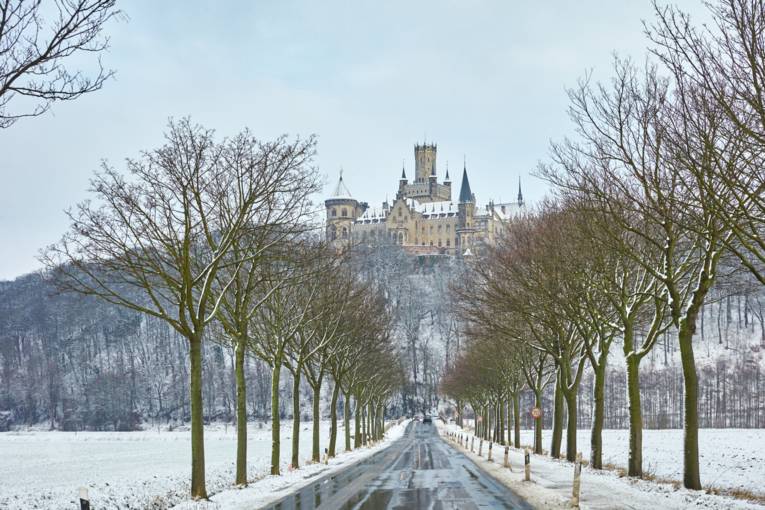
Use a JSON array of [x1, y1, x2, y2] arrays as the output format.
[[414, 143, 437, 182], [457, 161, 476, 252], [325, 172, 363, 247]]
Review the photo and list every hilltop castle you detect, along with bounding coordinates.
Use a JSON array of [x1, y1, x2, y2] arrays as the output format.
[[325, 143, 524, 255]]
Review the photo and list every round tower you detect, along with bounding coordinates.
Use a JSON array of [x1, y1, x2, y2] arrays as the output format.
[[325, 173, 360, 245]]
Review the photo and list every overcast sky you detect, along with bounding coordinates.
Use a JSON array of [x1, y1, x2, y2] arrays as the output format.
[[0, 0, 706, 280]]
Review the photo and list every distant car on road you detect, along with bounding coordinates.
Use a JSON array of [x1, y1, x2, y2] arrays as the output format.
[[423, 415, 432, 423]]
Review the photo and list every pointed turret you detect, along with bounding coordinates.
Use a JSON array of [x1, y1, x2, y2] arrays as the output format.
[[331, 170, 352, 198], [458, 163, 474, 203], [444, 162, 451, 183], [517, 176, 524, 205]]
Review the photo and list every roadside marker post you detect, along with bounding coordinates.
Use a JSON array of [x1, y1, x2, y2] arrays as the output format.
[[488, 442, 493, 462], [323, 447, 329, 465], [79, 487, 90, 510], [470, 436, 475, 452], [478, 438, 483, 457], [524, 448, 531, 481], [571, 452, 583, 507], [503, 446, 510, 469]]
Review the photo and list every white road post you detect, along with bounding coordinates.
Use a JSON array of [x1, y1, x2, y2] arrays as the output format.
[[524, 448, 531, 481], [571, 452, 583, 507], [478, 438, 483, 457], [323, 447, 329, 465], [488, 441, 493, 462], [504, 446, 510, 469], [79, 487, 90, 510], [471, 436, 475, 453]]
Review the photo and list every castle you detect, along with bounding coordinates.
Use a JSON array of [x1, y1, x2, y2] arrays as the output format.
[[325, 143, 524, 255]]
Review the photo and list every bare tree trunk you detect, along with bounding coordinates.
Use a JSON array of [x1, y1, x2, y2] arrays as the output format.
[[190, 338, 207, 498], [565, 391, 578, 462], [291, 366, 302, 468], [270, 361, 282, 475], [514, 392, 522, 450], [354, 397, 361, 448], [344, 391, 351, 451], [551, 375, 563, 458], [235, 336, 247, 485], [328, 382, 340, 457], [626, 352, 643, 477], [590, 359, 606, 469], [312, 382, 321, 462], [679, 320, 702, 489]]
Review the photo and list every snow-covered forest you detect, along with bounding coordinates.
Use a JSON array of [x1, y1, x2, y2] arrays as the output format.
[[3, 250, 763, 433]]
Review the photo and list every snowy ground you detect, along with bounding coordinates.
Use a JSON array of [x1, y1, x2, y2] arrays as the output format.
[[443, 422, 764, 509], [516, 428, 765, 497], [172, 419, 410, 510], [0, 420, 387, 510]]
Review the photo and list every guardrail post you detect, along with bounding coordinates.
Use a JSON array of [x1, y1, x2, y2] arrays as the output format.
[[571, 452, 583, 507], [79, 487, 90, 510], [524, 448, 531, 481]]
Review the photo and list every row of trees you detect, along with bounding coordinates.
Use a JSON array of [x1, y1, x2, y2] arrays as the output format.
[[41, 119, 404, 498], [444, 0, 764, 492]]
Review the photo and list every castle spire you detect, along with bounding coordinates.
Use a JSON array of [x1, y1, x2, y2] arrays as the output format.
[[458, 160, 474, 203], [517, 176, 524, 204], [445, 161, 450, 182], [401, 160, 407, 180], [331, 169, 352, 198]]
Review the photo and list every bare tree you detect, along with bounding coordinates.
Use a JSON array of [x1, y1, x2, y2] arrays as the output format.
[[214, 156, 319, 485], [43, 119, 314, 499], [0, 0, 121, 128]]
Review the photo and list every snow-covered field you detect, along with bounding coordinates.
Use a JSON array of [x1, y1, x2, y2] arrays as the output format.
[[442, 422, 765, 509], [0, 420, 375, 509], [517, 428, 765, 495]]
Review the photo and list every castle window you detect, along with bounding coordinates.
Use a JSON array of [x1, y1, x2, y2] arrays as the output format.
[[342, 208, 347, 217], [437, 225, 442, 232], [342, 227, 348, 239], [446, 225, 450, 232], [332, 208, 337, 217], [446, 239, 450, 247], [438, 239, 442, 247], [398, 232, 404, 244], [398, 209, 402, 217]]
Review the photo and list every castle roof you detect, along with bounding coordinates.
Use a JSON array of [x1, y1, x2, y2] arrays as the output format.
[[458, 165, 474, 203], [330, 172, 353, 200]]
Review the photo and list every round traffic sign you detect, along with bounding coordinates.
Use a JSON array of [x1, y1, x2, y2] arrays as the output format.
[[530, 407, 542, 419]]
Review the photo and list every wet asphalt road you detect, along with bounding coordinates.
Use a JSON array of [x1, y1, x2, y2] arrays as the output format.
[[265, 421, 532, 510]]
